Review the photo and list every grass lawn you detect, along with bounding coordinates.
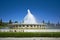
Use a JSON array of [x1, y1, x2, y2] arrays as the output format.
[[0, 32, 60, 37]]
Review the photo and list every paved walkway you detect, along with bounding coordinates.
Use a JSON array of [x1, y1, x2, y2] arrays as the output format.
[[0, 37, 60, 40]]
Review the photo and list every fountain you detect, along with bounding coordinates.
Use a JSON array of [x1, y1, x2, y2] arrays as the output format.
[[0, 9, 59, 33], [23, 9, 37, 24]]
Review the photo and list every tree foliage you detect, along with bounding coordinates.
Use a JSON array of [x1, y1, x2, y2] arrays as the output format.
[[42, 20, 45, 23], [15, 21, 18, 23], [0, 19, 3, 26], [9, 20, 12, 24]]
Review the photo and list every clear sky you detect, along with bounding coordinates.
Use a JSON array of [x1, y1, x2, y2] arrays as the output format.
[[0, 0, 60, 23]]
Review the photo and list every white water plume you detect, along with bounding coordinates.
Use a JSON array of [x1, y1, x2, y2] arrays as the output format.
[[23, 9, 37, 24]]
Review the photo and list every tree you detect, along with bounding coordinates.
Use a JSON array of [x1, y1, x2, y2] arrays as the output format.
[[42, 20, 45, 23], [9, 20, 12, 24], [48, 20, 50, 24], [15, 21, 18, 23], [56, 21, 60, 26], [57, 21, 59, 24], [0, 18, 2, 25]]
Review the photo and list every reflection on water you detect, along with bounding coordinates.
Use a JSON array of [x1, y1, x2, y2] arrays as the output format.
[[0, 37, 60, 40]]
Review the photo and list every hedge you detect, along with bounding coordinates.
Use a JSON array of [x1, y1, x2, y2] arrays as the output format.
[[0, 32, 60, 37]]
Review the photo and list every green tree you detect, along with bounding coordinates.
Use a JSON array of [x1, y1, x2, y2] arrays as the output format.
[[57, 21, 59, 24], [0, 18, 2, 26], [42, 20, 45, 23], [9, 20, 12, 24], [48, 21, 50, 24], [15, 21, 18, 23]]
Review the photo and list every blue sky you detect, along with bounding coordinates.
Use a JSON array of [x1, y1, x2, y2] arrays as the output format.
[[0, 0, 60, 23]]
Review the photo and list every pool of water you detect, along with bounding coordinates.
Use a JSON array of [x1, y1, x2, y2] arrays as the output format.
[[0, 29, 60, 32]]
